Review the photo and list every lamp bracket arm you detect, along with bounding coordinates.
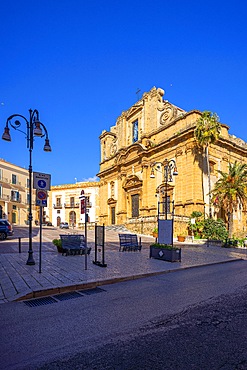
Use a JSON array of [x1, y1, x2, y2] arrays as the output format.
[[6, 115, 29, 138], [39, 121, 49, 138]]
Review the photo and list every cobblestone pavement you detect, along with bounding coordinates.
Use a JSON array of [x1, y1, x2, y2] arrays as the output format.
[[0, 228, 246, 304]]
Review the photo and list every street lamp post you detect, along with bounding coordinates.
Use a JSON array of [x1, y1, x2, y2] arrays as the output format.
[[2, 109, 51, 265], [150, 159, 178, 219], [163, 159, 178, 219]]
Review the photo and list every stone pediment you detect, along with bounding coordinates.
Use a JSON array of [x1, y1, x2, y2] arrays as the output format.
[[123, 175, 142, 190], [116, 143, 146, 165], [125, 101, 143, 118], [107, 197, 117, 205], [156, 182, 174, 195]]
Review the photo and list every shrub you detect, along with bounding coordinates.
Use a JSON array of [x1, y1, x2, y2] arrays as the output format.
[[52, 238, 62, 247], [188, 211, 204, 237], [202, 218, 228, 240], [150, 243, 180, 251]]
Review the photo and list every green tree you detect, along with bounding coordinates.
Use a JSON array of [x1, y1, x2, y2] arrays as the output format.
[[211, 161, 247, 237], [194, 111, 221, 218]]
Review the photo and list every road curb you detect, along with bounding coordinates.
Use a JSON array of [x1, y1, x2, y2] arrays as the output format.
[[15, 258, 243, 302]]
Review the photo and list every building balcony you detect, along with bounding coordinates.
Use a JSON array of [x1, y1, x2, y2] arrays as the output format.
[[64, 202, 80, 208], [53, 204, 62, 209], [10, 197, 22, 203]]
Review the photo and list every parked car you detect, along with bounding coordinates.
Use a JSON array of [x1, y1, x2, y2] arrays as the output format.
[[42, 221, 53, 227], [59, 222, 69, 229], [0, 219, 14, 240]]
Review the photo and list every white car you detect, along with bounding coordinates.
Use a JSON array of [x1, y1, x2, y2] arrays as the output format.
[[59, 222, 69, 229]]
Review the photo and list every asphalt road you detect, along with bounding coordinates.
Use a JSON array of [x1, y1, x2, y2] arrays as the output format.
[[1, 260, 247, 369]]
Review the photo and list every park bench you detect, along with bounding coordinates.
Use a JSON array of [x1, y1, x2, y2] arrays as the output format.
[[60, 234, 91, 256], [118, 233, 142, 252]]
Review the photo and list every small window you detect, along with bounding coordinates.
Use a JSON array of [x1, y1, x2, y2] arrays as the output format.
[[56, 198, 61, 207], [132, 120, 138, 143], [12, 174, 17, 184]]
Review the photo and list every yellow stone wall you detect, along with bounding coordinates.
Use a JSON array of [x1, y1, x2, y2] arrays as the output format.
[[97, 87, 247, 237]]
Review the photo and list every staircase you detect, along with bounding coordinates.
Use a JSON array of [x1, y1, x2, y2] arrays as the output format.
[[105, 224, 131, 233]]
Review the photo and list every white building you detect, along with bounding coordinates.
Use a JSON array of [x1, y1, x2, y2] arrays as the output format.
[[46, 182, 100, 227]]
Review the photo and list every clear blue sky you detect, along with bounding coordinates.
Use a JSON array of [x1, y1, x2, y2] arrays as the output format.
[[1, 0, 247, 185]]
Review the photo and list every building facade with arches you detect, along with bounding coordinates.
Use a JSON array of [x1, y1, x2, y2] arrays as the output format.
[[47, 181, 99, 228], [97, 86, 247, 236]]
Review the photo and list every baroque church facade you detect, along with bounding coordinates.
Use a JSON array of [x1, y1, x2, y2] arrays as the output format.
[[97, 86, 247, 237]]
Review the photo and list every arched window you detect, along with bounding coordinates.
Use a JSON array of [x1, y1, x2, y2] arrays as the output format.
[[132, 120, 138, 143]]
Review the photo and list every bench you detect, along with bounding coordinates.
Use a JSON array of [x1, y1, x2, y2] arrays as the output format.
[[60, 234, 91, 256], [119, 234, 142, 252]]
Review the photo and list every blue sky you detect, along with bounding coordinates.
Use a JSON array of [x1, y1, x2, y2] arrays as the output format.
[[1, 0, 247, 185]]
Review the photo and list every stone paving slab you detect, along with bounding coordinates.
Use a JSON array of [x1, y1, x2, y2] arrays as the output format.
[[1, 234, 247, 303]]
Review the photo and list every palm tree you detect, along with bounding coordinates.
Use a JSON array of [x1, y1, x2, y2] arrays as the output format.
[[194, 111, 221, 218], [211, 161, 247, 237]]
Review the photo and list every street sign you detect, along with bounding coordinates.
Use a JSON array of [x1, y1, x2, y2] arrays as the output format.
[[33, 172, 51, 191], [36, 190, 47, 207]]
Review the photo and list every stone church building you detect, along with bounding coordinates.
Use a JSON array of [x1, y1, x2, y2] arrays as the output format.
[[97, 86, 247, 237]]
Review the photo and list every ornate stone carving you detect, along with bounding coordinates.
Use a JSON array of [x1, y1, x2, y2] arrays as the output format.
[[222, 156, 229, 162], [160, 102, 177, 125], [176, 148, 183, 157], [185, 143, 195, 154], [143, 138, 155, 148]]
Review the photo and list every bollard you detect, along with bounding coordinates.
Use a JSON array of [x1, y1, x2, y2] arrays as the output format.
[[18, 237, 21, 253]]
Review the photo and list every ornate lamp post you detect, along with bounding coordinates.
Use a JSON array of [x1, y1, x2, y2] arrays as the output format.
[[150, 159, 178, 219], [2, 109, 51, 265]]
